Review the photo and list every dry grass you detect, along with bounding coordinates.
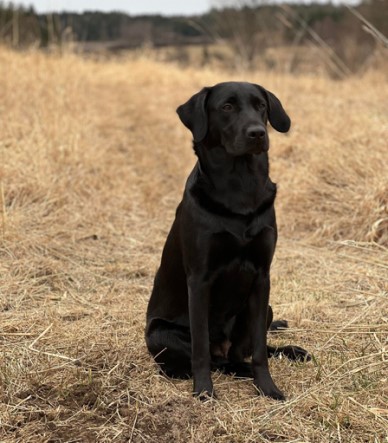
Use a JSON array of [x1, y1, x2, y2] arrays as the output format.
[[0, 47, 387, 442]]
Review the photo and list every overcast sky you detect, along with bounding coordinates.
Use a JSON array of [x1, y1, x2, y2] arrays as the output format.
[[16, 0, 211, 15]]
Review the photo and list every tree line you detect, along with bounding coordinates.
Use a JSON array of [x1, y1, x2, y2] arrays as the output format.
[[0, 0, 386, 74]]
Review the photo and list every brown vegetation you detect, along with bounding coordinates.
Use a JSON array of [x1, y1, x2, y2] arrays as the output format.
[[0, 47, 387, 442]]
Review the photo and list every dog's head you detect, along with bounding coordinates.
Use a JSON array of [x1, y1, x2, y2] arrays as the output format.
[[177, 82, 290, 156]]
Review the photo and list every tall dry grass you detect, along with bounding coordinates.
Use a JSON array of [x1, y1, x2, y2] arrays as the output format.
[[0, 47, 387, 442]]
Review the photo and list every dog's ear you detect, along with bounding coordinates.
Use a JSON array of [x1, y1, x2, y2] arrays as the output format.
[[176, 87, 211, 142], [256, 85, 291, 133]]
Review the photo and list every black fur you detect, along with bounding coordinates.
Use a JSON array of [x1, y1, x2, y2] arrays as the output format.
[[146, 82, 310, 400]]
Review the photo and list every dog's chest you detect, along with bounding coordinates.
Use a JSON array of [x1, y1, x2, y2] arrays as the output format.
[[206, 223, 276, 321], [223, 215, 264, 242], [206, 218, 276, 275]]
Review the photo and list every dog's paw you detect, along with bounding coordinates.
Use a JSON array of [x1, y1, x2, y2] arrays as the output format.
[[253, 370, 286, 401], [266, 388, 285, 401], [269, 345, 311, 362], [282, 345, 311, 362], [193, 389, 217, 402], [269, 319, 289, 332], [255, 383, 285, 401], [193, 378, 216, 402]]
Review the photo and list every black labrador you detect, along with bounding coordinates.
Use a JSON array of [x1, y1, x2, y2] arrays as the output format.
[[145, 82, 310, 400]]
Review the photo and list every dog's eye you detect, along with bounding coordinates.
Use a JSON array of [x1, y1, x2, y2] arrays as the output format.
[[222, 103, 234, 112], [257, 103, 266, 111]]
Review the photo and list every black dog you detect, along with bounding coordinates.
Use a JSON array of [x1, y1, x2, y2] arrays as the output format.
[[146, 82, 309, 400]]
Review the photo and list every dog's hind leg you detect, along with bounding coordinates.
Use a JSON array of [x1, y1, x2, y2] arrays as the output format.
[[146, 318, 192, 379]]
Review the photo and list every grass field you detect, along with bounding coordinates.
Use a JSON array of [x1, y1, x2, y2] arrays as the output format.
[[0, 47, 387, 442]]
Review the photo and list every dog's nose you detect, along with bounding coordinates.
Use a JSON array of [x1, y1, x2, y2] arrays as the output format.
[[246, 125, 266, 139]]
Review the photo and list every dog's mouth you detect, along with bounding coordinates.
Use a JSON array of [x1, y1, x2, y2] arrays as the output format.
[[223, 138, 269, 156]]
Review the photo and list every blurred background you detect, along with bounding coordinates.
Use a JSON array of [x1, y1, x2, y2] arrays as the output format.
[[1, 0, 387, 77]]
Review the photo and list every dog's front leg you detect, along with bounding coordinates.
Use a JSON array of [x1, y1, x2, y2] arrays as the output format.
[[250, 271, 285, 400], [188, 276, 214, 399]]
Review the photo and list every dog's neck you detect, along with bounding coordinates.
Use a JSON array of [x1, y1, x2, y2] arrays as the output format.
[[191, 143, 275, 216]]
